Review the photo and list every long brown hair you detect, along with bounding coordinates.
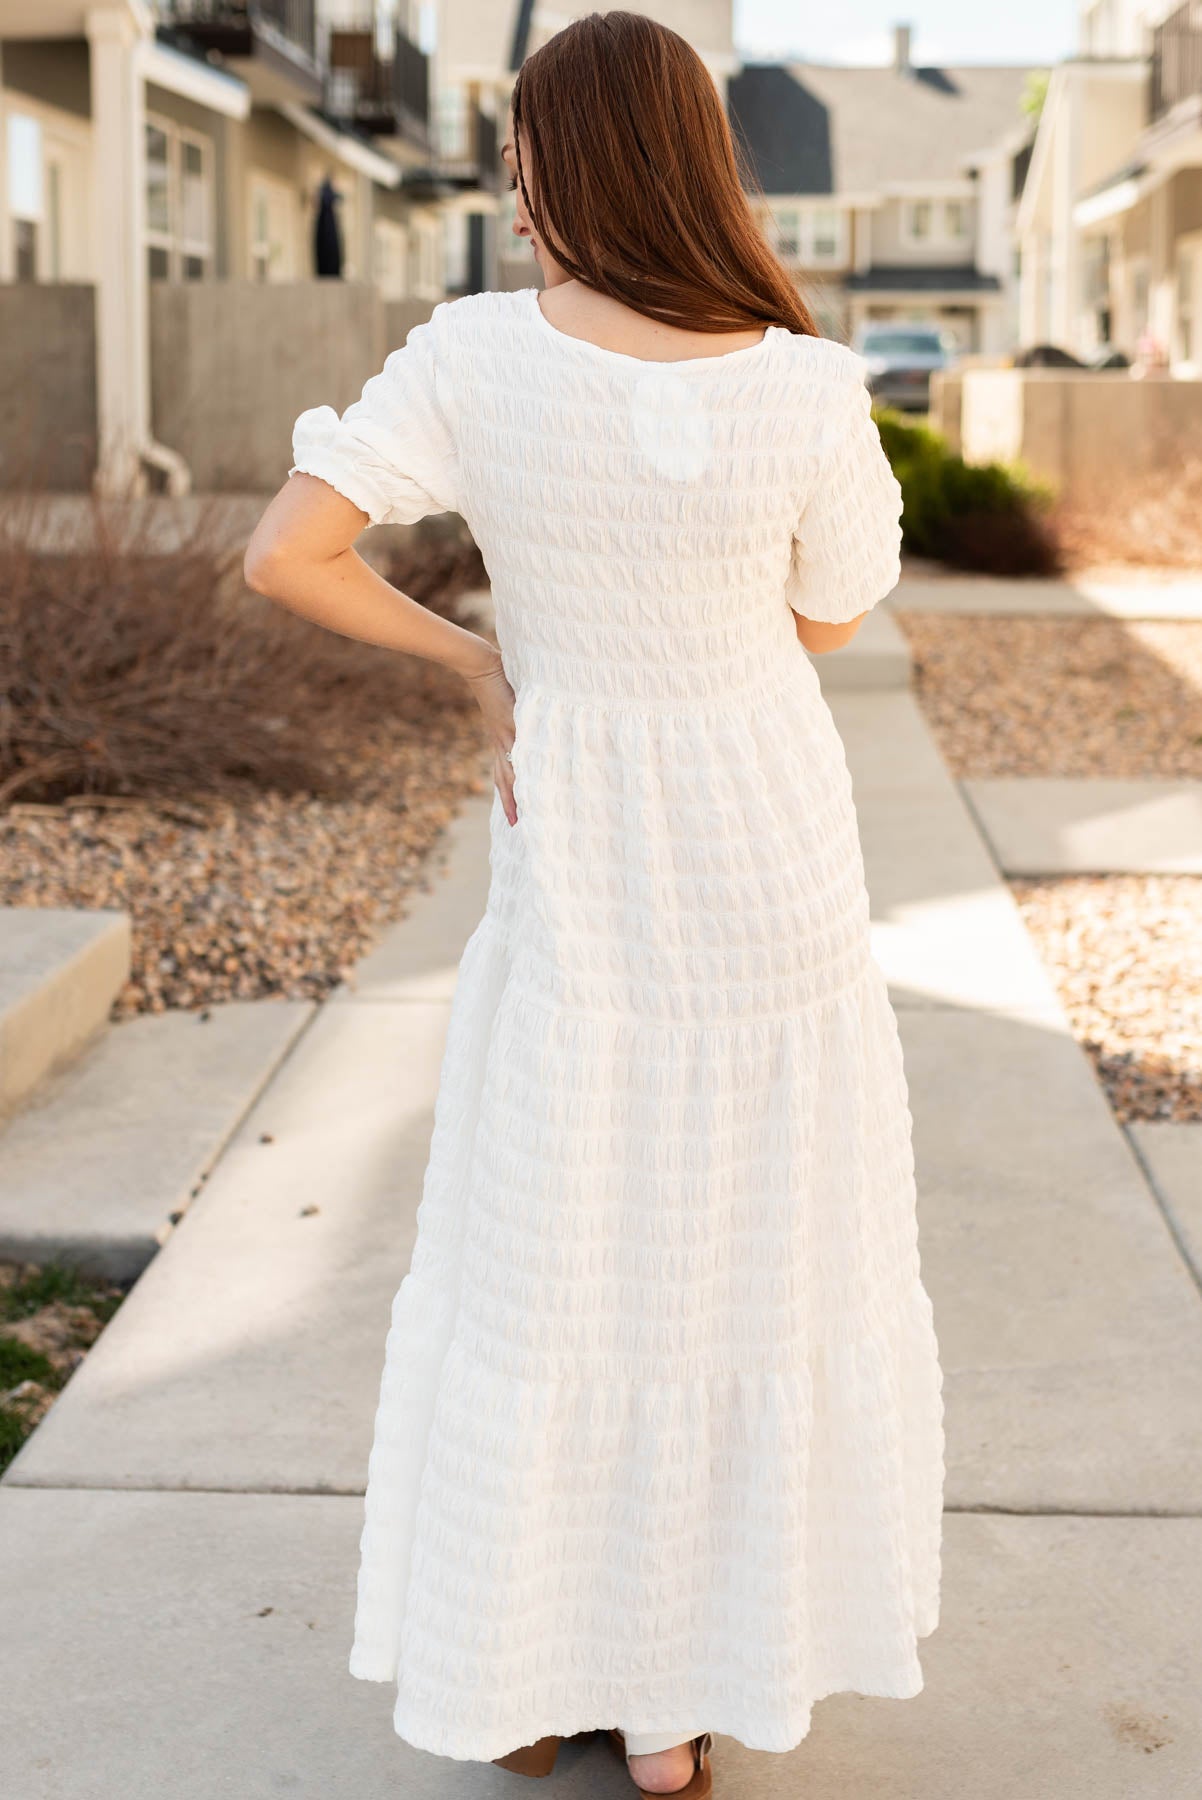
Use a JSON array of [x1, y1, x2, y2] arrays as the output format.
[[510, 10, 821, 338]]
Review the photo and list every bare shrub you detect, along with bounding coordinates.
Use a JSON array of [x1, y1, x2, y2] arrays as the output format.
[[1051, 456, 1202, 572], [0, 495, 488, 808]]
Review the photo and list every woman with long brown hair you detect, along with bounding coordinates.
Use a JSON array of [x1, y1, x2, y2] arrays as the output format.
[[244, 12, 944, 1796]]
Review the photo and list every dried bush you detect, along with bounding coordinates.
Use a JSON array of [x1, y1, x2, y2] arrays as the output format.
[[0, 495, 488, 808], [1051, 455, 1202, 571], [874, 407, 1065, 577]]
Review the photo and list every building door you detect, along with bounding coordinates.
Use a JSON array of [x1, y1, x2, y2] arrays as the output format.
[[249, 174, 297, 282]]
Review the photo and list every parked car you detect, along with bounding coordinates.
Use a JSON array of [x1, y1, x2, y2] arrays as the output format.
[[853, 324, 952, 411], [1013, 343, 1131, 370]]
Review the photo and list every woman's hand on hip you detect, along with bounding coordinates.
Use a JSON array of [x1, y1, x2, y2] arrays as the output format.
[[463, 649, 519, 826]]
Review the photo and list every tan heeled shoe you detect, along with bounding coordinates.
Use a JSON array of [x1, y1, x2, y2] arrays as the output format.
[[607, 1728, 714, 1799], [491, 1735, 562, 1777]]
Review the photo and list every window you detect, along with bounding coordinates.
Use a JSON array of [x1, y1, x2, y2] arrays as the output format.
[[437, 84, 469, 160], [180, 139, 209, 278], [906, 200, 932, 241], [811, 208, 839, 258], [145, 117, 213, 280], [771, 204, 844, 265], [774, 207, 800, 258], [904, 196, 971, 246], [7, 111, 43, 281]]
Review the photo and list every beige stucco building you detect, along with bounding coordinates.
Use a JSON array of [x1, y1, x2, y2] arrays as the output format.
[[1018, 0, 1202, 368]]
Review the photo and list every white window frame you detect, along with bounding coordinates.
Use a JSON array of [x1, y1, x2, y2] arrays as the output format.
[[6, 109, 43, 282], [902, 198, 933, 243], [436, 83, 470, 161], [942, 198, 968, 241], [902, 194, 972, 247], [770, 201, 847, 268], [145, 112, 214, 281], [0, 96, 92, 283]]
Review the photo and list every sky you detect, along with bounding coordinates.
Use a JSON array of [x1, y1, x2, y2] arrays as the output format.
[[733, 1, 1079, 66]]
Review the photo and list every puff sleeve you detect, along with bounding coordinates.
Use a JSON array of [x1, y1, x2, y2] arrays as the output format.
[[289, 302, 460, 527], [784, 354, 903, 624]]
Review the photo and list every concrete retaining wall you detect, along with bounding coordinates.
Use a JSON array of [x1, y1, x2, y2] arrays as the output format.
[[928, 371, 963, 453], [0, 285, 97, 491], [953, 369, 1202, 495], [149, 283, 437, 493], [0, 282, 450, 495]]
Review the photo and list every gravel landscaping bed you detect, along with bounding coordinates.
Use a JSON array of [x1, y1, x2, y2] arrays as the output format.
[[893, 613, 1202, 780], [0, 1259, 126, 1472], [0, 708, 493, 1017], [895, 609, 1201, 1124], [1009, 875, 1200, 1125]]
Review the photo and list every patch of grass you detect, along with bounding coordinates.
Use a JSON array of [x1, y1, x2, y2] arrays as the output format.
[[0, 1407, 30, 1467], [0, 1260, 125, 1326], [0, 1336, 56, 1389], [0, 1257, 128, 1474]]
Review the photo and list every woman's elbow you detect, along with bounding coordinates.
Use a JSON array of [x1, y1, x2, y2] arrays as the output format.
[[243, 534, 289, 597], [794, 612, 867, 654]]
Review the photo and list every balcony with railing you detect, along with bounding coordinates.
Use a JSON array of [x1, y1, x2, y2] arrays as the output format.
[[398, 96, 501, 201], [1150, 1, 1202, 123], [155, 0, 322, 106], [325, 23, 430, 151]]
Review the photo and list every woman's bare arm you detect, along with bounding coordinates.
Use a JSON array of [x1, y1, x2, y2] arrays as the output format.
[[792, 611, 868, 655], [244, 473, 497, 673], [243, 473, 521, 824]]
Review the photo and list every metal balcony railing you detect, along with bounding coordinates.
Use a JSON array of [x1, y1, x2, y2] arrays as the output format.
[[1151, 0, 1202, 121], [325, 23, 430, 149], [392, 26, 430, 148], [157, 0, 317, 64]]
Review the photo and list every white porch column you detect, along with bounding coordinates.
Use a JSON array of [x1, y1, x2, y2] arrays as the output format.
[[853, 206, 872, 274], [1050, 69, 1082, 351], [86, 3, 151, 496], [1149, 176, 1174, 356]]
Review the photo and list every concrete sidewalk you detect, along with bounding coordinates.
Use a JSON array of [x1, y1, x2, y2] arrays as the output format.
[[2, 597, 1200, 1798]]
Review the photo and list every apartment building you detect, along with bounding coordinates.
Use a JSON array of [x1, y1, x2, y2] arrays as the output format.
[[727, 25, 1039, 353], [0, 0, 501, 493], [1017, 0, 1202, 368]]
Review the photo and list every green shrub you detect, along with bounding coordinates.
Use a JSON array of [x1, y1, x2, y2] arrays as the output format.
[[873, 407, 1064, 576]]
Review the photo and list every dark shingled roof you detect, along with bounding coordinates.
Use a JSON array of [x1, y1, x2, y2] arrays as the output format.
[[845, 264, 1003, 292], [728, 60, 1037, 196]]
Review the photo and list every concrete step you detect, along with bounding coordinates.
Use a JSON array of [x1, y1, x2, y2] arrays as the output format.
[[0, 906, 130, 1117], [1, 1489, 1198, 1798], [963, 777, 1202, 876], [0, 998, 314, 1281]]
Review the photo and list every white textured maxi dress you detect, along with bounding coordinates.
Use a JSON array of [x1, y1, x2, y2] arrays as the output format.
[[290, 285, 945, 1762]]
